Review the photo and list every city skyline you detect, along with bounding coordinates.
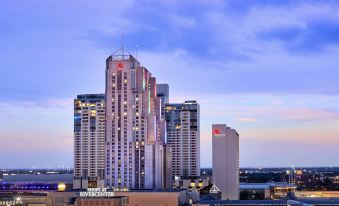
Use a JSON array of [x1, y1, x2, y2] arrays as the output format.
[[1, 0, 339, 168]]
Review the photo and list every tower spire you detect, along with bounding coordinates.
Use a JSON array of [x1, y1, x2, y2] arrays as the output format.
[[121, 31, 125, 56]]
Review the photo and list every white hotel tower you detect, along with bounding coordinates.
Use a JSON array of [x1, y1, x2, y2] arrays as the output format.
[[73, 94, 106, 189], [105, 54, 167, 189], [212, 124, 239, 200], [165, 101, 200, 178]]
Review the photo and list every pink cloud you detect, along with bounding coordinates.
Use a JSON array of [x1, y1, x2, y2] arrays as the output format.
[[276, 108, 339, 121], [236, 117, 257, 122]]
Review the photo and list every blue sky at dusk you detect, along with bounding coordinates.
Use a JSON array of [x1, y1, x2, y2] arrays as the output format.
[[1, 0, 339, 168]]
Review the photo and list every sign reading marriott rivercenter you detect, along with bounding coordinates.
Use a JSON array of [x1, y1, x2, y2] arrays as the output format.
[[79, 188, 115, 197]]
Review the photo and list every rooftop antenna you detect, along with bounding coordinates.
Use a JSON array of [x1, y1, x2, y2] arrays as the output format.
[[110, 31, 126, 57], [121, 31, 125, 56]]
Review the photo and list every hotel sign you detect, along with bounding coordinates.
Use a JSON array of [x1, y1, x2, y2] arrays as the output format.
[[213, 128, 225, 137], [80, 188, 115, 197], [116, 62, 124, 69]]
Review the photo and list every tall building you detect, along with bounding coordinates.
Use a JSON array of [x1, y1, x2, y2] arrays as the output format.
[[165, 101, 200, 178], [105, 54, 166, 189], [73, 94, 105, 189], [156, 84, 169, 120], [212, 124, 239, 200], [156, 84, 172, 188], [156, 83, 169, 147]]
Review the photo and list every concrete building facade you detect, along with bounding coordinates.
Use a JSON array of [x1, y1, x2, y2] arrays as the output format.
[[165, 101, 200, 178], [212, 124, 239, 200], [73, 94, 106, 189], [105, 54, 166, 189], [156, 83, 169, 120]]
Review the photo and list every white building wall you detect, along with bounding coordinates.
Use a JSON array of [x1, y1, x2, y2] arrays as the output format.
[[212, 124, 239, 200], [166, 101, 200, 178], [105, 55, 166, 189], [73, 95, 105, 189]]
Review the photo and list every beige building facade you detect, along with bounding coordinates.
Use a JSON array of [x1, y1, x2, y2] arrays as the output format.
[[105, 54, 167, 189], [212, 124, 239, 200], [165, 101, 200, 178], [73, 94, 105, 189]]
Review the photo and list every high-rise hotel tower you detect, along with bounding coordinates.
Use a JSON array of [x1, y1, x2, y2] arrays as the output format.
[[165, 101, 200, 178], [212, 124, 239, 200], [73, 94, 106, 189], [105, 54, 166, 189], [156, 84, 172, 188]]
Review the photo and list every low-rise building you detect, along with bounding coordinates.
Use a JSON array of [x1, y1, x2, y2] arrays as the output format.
[[173, 178, 209, 191], [114, 189, 189, 206], [239, 182, 296, 199], [75, 196, 128, 206]]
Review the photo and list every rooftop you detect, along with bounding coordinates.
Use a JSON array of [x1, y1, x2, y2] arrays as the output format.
[[106, 54, 137, 62], [240, 182, 297, 190]]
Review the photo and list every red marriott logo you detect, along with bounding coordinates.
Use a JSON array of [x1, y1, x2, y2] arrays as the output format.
[[116, 62, 124, 69], [214, 129, 221, 135], [213, 128, 225, 137]]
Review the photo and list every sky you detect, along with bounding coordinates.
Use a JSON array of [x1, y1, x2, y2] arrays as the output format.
[[1, 0, 339, 168]]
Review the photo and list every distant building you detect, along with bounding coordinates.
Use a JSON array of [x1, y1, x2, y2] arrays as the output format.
[[73, 94, 105, 189], [156, 83, 169, 144], [156, 84, 172, 188], [165, 101, 200, 178], [212, 124, 239, 200], [239, 182, 296, 200], [1, 173, 72, 184], [156, 83, 169, 120]]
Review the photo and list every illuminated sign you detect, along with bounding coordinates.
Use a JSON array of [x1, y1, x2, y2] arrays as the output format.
[[213, 128, 225, 137], [80, 188, 115, 197], [116, 62, 124, 69]]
